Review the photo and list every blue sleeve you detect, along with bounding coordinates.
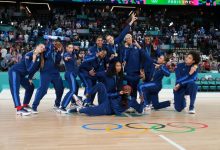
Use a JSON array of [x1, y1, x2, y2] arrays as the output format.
[[175, 63, 198, 85], [161, 65, 170, 77], [179, 69, 198, 86], [63, 52, 70, 62], [87, 46, 96, 56], [114, 25, 130, 44], [83, 55, 96, 63], [24, 52, 40, 79], [27, 69, 38, 80]]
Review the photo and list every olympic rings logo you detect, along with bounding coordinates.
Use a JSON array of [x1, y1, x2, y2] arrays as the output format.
[[82, 122, 208, 134], [82, 123, 123, 131]]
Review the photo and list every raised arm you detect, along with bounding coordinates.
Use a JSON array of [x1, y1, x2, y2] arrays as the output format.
[[114, 13, 138, 44]]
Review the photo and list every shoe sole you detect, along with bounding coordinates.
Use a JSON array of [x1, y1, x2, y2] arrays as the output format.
[[67, 108, 77, 114], [25, 109, 32, 112], [16, 112, 31, 116], [60, 110, 68, 114], [189, 112, 196, 114], [31, 111, 39, 114]]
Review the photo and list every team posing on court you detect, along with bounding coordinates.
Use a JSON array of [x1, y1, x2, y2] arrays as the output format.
[[8, 14, 201, 116]]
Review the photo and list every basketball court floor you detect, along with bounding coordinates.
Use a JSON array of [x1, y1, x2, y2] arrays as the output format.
[[0, 88, 219, 150]]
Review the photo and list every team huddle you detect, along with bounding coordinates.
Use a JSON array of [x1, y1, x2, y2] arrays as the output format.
[[8, 14, 201, 116]]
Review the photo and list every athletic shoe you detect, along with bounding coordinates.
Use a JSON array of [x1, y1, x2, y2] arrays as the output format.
[[150, 104, 154, 109], [142, 105, 151, 114], [31, 108, 39, 114], [125, 107, 136, 113], [67, 108, 77, 114], [16, 108, 31, 116], [23, 105, 32, 112], [59, 107, 68, 114], [73, 94, 83, 107], [53, 104, 60, 111], [189, 109, 196, 114]]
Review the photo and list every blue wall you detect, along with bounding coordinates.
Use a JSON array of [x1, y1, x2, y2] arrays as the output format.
[[0, 72, 220, 92]]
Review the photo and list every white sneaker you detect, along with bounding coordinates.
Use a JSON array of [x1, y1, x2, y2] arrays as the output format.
[[59, 108, 68, 114], [23, 105, 32, 112], [53, 104, 61, 113], [189, 109, 196, 114], [142, 105, 151, 114], [31, 109, 39, 114], [67, 104, 78, 114], [16, 108, 31, 116], [125, 107, 136, 113]]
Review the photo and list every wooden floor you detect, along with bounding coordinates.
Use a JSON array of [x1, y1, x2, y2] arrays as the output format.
[[0, 89, 220, 150]]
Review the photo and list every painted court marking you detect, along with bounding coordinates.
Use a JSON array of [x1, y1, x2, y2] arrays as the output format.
[[129, 115, 187, 150], [126, 114, 187, 150], [81, 119, 208, 150], [82, 123, 123, 131], [158, 134, 186, 150]]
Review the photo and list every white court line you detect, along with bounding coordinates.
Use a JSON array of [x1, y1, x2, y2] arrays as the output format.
[[158, 134, 186, 150]]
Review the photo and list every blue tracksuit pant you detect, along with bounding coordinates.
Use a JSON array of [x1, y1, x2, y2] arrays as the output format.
[[126, 73, 140, 99], [61, 72, 79, 108], [174, 82, 198, 112], [32, 73, 64, 110], [80, 83, 144, 116], [138, 82, 170, 109], [79, 83, 112, 116], [78, 72, 96, 104], [8, 70, 35, 107]]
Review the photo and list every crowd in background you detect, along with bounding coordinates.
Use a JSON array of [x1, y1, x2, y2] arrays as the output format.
[[0, 4, 220, 72]]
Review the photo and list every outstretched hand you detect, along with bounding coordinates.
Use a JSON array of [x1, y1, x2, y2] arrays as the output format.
[[129, 13, 138, 25], [131, 13, 138, 23]]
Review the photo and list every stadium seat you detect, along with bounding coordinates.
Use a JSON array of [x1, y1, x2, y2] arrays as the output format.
[[215, 77, 220, 91], [200, 77, 209, 91], [195, 78, 201, 91], [208, 78, 216, 91]]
